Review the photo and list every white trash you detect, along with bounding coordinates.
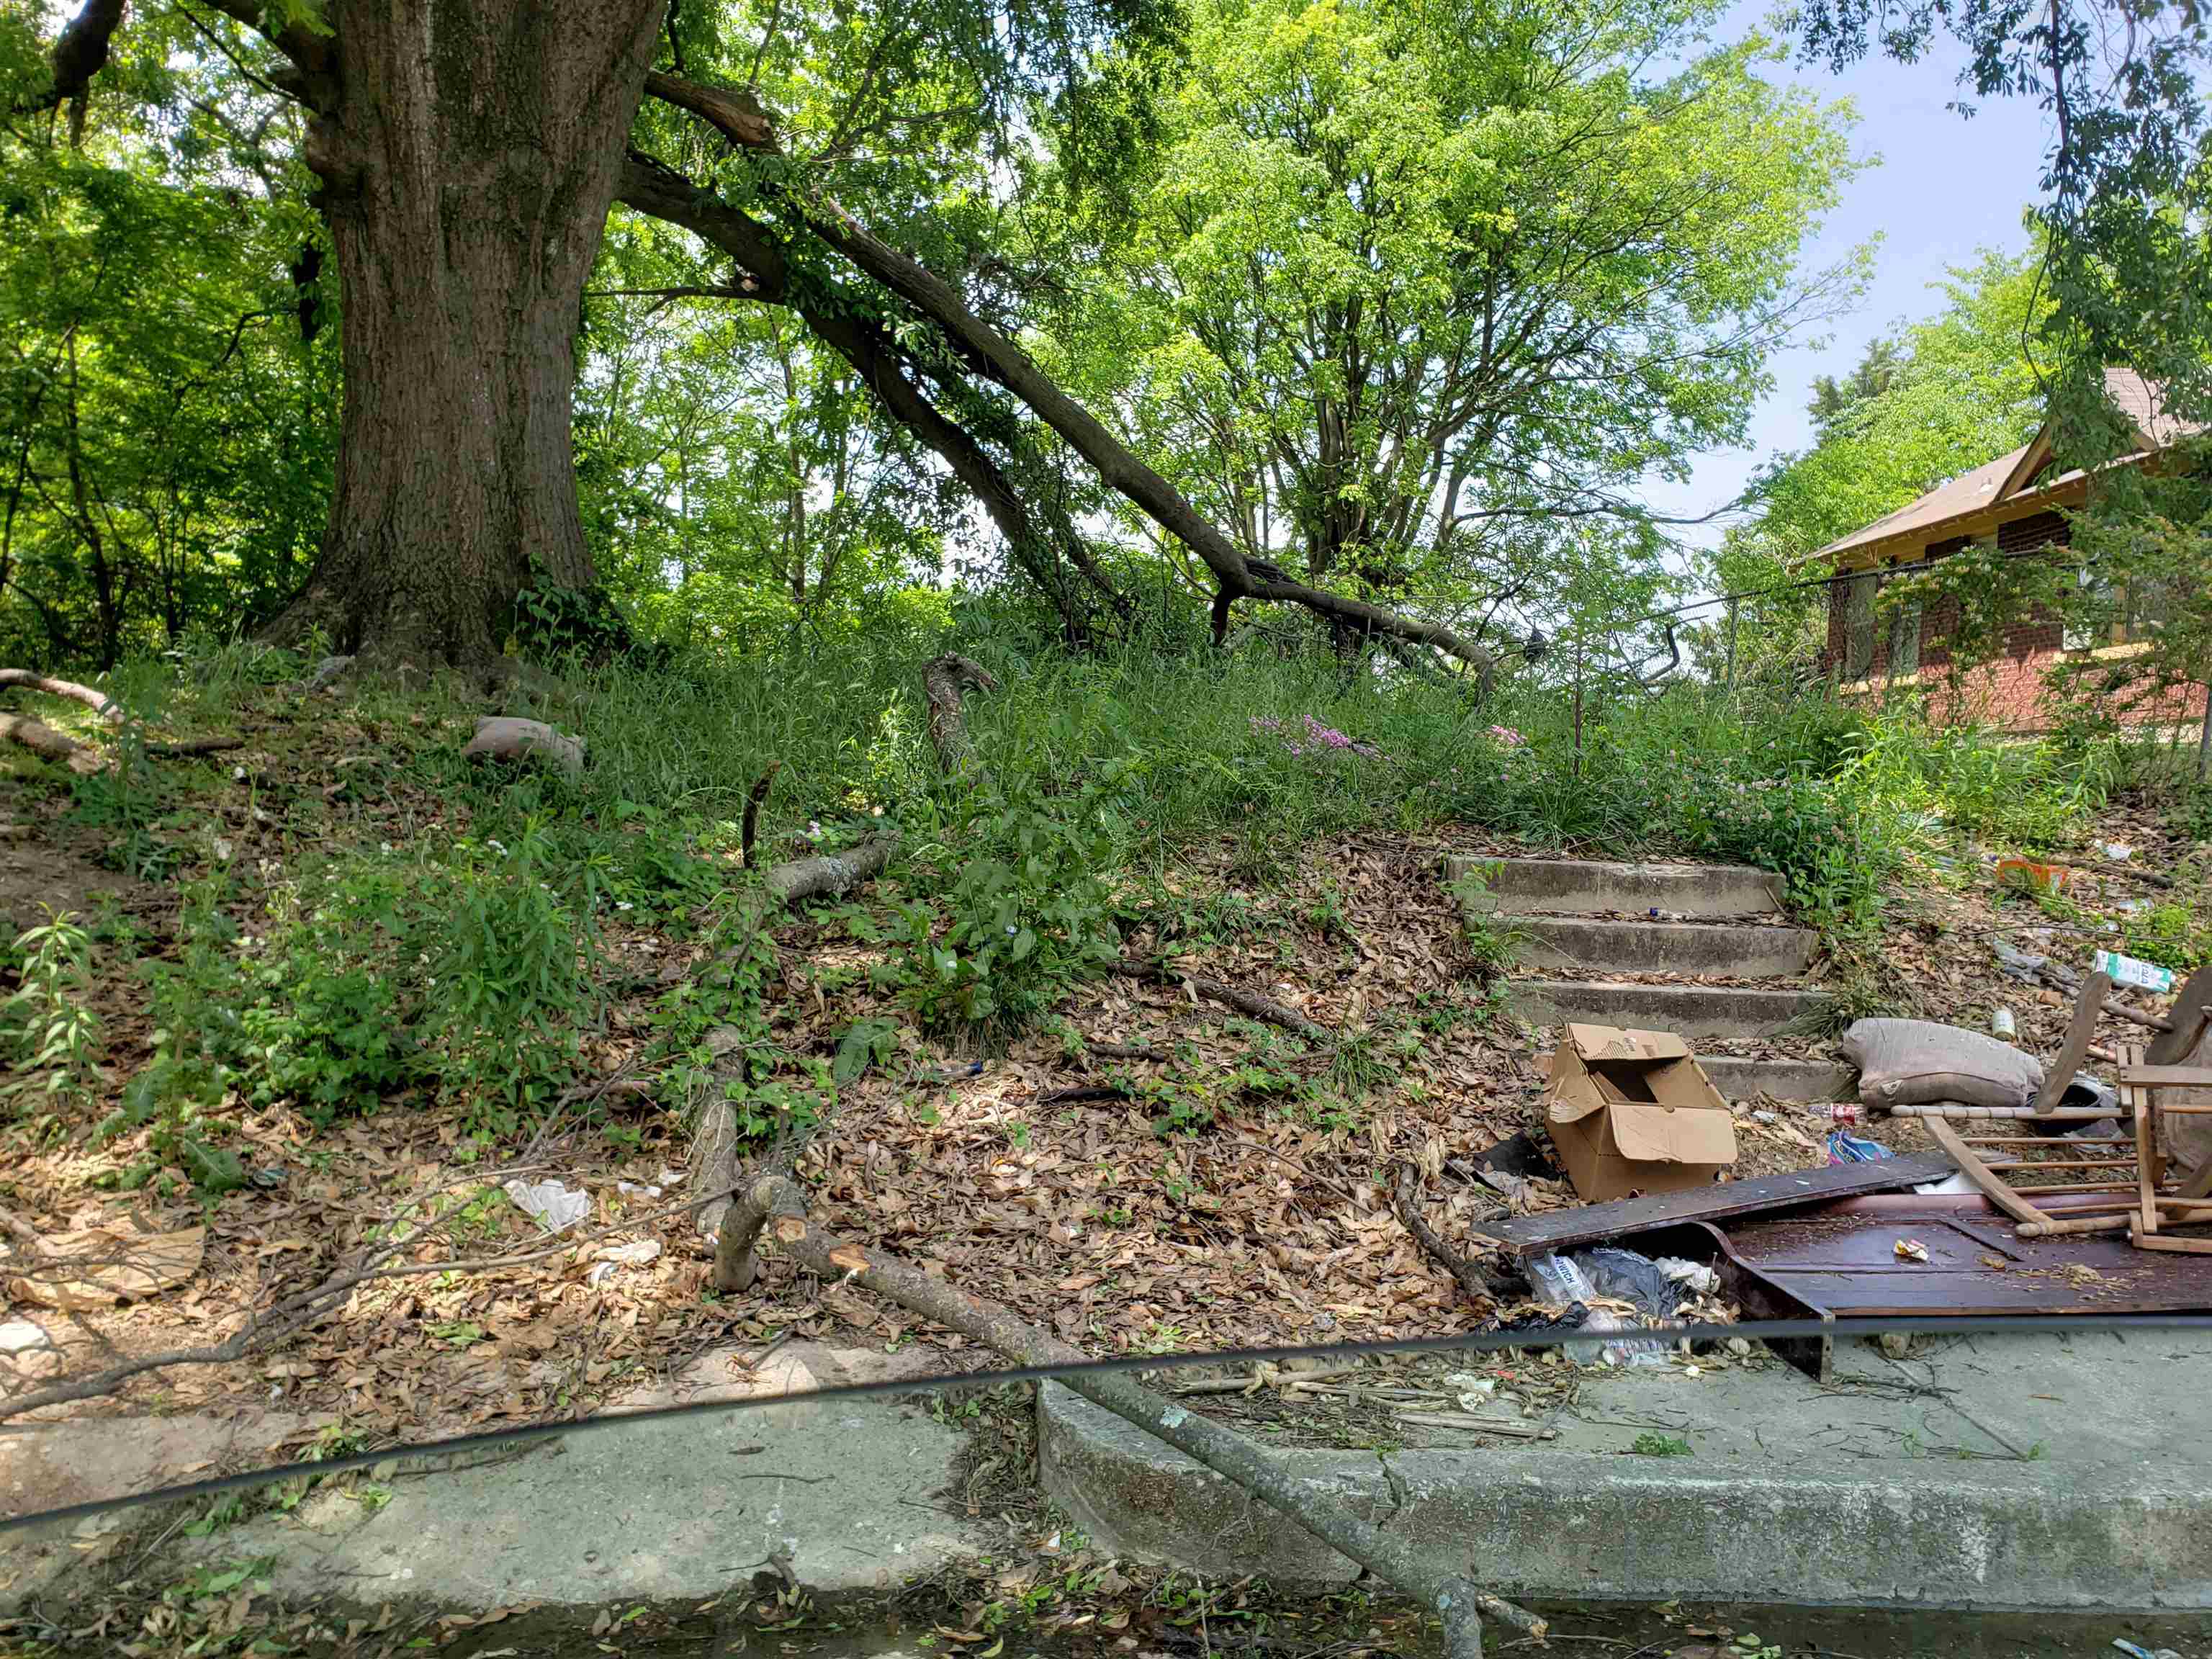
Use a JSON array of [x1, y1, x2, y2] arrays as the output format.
[[505, 1177, 592, 1234]]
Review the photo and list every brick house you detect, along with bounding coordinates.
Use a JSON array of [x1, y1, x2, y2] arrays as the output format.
[[1816, 368, 2206, 729]]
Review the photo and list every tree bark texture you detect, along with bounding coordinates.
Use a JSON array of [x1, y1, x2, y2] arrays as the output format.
[[921, 652, 998, 775], [0, 670, 120, 720], [281, 0, 665, 666]]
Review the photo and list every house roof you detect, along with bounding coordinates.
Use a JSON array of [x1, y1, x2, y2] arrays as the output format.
[[1815, 368, 2202, 567]]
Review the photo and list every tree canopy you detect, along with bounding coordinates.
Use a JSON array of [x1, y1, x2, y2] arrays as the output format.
[[0, 0, 2203, 674]]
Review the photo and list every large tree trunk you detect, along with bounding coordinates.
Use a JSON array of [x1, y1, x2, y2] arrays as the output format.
[[276, 0, 664, 668]]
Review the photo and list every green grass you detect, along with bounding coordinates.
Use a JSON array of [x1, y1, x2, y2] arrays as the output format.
[[16, 614, 2190, 1169]]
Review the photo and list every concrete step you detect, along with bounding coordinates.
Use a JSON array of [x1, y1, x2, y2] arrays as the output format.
[[1509, 914, 1817, 978], [1696, 1054, 1856, 1102], [1530, 1050, 1854, 1102], [1447, 854, 1784, 918], [1512, 977, 1832, 1040]]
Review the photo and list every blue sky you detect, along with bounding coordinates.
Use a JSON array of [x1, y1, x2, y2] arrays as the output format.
[[1648, 1, 2056, 560]]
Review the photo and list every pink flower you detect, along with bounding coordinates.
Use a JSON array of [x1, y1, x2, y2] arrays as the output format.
[[1487, 724, 1527, 747]]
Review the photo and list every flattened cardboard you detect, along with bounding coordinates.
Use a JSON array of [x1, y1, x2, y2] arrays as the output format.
[[1545, 1023, 1737, 1201]]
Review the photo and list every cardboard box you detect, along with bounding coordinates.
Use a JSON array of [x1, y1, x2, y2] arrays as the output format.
[[1545, 1024, 1737, 1201]]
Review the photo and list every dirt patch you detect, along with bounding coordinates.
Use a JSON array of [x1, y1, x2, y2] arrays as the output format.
[[0, 817, 160, 940]]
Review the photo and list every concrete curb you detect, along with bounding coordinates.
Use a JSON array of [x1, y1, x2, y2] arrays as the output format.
[[1038, 1382, 2212, 1612]]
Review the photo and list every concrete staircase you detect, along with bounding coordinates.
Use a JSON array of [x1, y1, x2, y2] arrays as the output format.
[[1447, 853, 1851, 1102]]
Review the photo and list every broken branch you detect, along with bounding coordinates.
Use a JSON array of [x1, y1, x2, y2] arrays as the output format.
[[921, 652, 999, 776], [0, 711, 105, 774], [1112, 959, 1328, 1041], [1395, 1164, 1519, 1301], [0, 670, 121, 720], [760, 827, 900, 907], [741, 759, 781, 869]]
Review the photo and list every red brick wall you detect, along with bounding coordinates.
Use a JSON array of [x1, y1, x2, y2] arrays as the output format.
[[1815, 508, 2208, 730]]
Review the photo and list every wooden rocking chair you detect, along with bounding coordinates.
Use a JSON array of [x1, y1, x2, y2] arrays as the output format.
[[1922, 964, 2212, 1244]]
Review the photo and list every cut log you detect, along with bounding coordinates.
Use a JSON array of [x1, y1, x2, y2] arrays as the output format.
[[0, 712, 106, 775]]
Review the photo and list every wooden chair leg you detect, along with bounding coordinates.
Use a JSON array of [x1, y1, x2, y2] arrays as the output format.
[[2128, 1044, 2158, 1238], [2038, 971, 2111, 1114]]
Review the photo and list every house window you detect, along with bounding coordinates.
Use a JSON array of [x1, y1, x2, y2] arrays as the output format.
[[2064, 566, 2101, 652], [1884, 585, 1922, 678], [1843, 572, 1877, 678], [2123, 577, 2175, 644]]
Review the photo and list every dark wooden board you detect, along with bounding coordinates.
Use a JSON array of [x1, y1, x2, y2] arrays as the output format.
[[1490, 1152, 1956, 1254], [1729, 1206, 2212, 1315]]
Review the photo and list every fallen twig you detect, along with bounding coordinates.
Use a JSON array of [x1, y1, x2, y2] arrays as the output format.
[[1084, 1040, 1166, 1064], [142, 735, 246, 756], [724, 1174, 1542, 1655], [1395, 1164, 1519, 1302], [1172, 1364, 1367, 1396], [1394, 1411, 1557, 1440], [1112, 959, 1328, 1041]]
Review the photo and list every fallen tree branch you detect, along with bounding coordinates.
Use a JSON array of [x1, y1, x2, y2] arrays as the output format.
[[921, 652, 998, 776], [0, 670, 120, 720], [713, 1151, 809, 1290], [613, 154, 1123, 644], [143, 735, 246, 757], [1084, 1040, 1166, 1064], [727, 1174, 1541, 1655], [690, 826, 899, 1233], [633, 79, 1499, 678], [0, 711, 105, 774], [1112, 960, 1328, 1041], [760, 827, 900, 907], [1394, 1164, 1519, 1302], [1038, 1084, 1130, 1106]]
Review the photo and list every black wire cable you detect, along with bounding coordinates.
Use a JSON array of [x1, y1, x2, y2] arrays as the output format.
[[9, 1310, 2210, 1535]]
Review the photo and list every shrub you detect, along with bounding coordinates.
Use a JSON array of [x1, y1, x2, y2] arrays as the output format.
[[876, 764, 1136, 1033], [2, 908, 102, 1103]]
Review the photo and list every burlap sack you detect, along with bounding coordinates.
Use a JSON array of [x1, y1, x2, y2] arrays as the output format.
[[1842, 1018, 2045, 1112]]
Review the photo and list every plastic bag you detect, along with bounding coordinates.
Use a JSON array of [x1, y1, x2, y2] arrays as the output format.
[[505, 1177, 591, 1234], [1654, 1256, 1719, 1296], [1827, 1128, 1894, 1164], [1525, 1249, 1673, 1367]]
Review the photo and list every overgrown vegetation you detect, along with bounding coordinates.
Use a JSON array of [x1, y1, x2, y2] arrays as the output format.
[[6, 621, 2202, 1189]]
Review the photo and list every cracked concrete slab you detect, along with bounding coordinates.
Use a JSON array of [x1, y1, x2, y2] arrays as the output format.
[[0, 1345, 994, 1617]]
